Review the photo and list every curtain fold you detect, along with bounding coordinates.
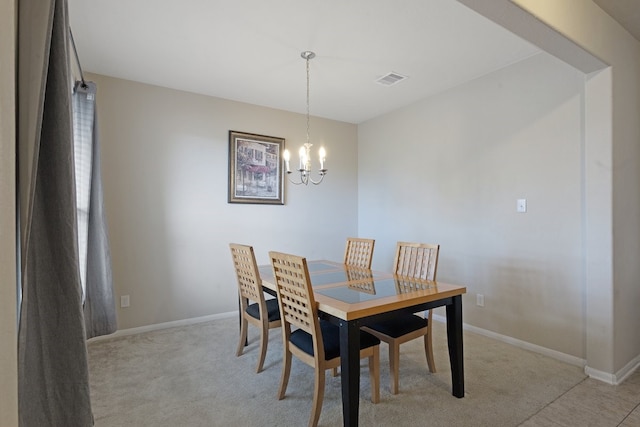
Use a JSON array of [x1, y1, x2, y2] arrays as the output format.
[[75, 82, 117, 339], [17, 0, 93, 425], [17, 0, 54, 275]]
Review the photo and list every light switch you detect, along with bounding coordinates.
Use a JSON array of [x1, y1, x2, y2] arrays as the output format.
[[120, 295, 130, 308], [517, 199, 527, 213]]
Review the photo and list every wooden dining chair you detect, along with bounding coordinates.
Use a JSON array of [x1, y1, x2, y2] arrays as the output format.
[[230, 243, 281, 373], [270, 251, 380, 427], [361, 241, 440, 394], [343, 237, 375, 268]]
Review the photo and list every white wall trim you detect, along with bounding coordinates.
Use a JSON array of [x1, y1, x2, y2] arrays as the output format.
[[585, 354, 640, 385], [614, 354, 640, 384], [88, 311, 237, 342], [584, 367, 615, 385], [433, 314, 586, 368]]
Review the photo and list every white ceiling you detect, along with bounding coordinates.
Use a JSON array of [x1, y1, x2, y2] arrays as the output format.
[[69, 0, 544, 124]]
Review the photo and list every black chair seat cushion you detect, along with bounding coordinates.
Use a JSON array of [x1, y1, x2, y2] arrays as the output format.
[[366, 314, 428, 338], [246, 298, 280, 322], [290, 320, 380, 360]]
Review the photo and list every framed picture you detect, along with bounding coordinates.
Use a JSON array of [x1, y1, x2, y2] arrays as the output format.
[[228, 130, 285, 205]]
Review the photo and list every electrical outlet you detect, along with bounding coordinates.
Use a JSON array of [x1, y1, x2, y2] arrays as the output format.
[[120, 295, 130, 308], [476, 294, 484, 307]]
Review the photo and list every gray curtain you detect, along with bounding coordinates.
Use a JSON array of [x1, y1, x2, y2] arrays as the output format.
[[75, 82, 117, 339], [16, 0, 113, 424]]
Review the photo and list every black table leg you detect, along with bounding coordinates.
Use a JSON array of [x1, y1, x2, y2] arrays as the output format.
[[238, 297, 247, 347], [446, 295, 464, 398], [339, 319, 360, 427]]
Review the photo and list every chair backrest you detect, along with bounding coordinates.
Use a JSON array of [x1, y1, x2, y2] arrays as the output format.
[[393, 242, 440, 281], [269, 251, 324, 358], [344, 237, 375, 268], [230, 243, 264, 304]]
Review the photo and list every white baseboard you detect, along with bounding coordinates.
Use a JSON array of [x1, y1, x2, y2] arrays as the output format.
[[88, 311, 237, 342], [433, 314, 640, 385], [432, 314, 586, 368], [613, 354, 640, 384], [585, 353, 640, 385], [584, 367, 616, 384], [432, 314, 640, 385]]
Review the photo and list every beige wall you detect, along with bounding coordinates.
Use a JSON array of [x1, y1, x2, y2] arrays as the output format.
[[89, 73, 358, 329], [0, 0, 17, 424], [451, 0, 640, 381], [359, 52, 586, 358], [512, 0, 640, 382]]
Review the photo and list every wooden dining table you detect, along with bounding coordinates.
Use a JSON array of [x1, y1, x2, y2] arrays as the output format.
[[259, 260, 466, 427]]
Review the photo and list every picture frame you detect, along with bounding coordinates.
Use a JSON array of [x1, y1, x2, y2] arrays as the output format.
[[228, 130, 285, 205]]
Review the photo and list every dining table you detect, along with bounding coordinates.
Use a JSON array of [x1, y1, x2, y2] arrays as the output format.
[[259, 260, 466, 427]]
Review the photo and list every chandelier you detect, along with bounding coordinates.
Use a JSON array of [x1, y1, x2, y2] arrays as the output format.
[[283, 51, 327, 185]]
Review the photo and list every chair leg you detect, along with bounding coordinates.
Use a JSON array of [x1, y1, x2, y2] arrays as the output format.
[[255, 321, 269, 373], [236, 315, 248, 357], [309, 366, 325, 427], [369, 346, 380, 403], [331, 367, 339, 377], [278, 349, 292, 400], [424, 334, 436, 373], [389, 342, 400, 395]]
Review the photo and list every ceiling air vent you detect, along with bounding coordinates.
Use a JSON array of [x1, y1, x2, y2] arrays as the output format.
[[376, 72, 408, 86]]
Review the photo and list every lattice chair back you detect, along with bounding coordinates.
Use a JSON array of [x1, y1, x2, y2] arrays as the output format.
[[344, 237, 375, 269], [230, 243, 263, 303], [393, 242, 440, 280]]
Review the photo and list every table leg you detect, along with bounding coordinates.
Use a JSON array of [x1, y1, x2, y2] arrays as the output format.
[[446, 295, 464, 398], [238, 297, 247, 347], [339, 319, 360, 427]]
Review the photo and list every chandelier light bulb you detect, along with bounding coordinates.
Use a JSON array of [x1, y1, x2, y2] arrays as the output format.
[[319, 147, 326, 170], [299, 146, 306, 170], [283, 149, 291, 172]]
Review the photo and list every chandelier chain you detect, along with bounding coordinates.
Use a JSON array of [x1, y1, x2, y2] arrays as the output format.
[[306, 56, 310, 146]]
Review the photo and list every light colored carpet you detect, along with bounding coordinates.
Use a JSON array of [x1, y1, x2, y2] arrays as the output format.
[[87, 317, 587, 426]]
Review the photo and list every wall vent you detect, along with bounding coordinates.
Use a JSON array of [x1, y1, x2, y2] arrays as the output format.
[[376, 72, 408, 86]]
